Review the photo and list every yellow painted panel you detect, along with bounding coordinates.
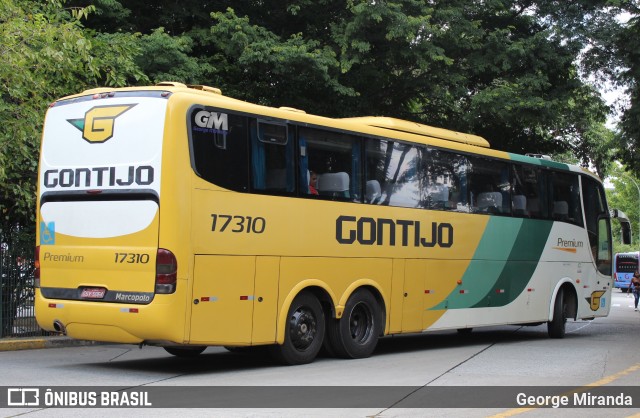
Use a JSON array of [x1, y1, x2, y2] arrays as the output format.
[[190, 255, 255, 345], [252, 256, 280, 344], [402, 260, 425, 332], [388, 259, 405, 333], [38, 211, 159, 292], [35, 286, 189, 344], [190, 188, 490, 261]]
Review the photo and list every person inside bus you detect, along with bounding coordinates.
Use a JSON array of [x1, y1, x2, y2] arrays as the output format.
[[308, 170, 319, 195], [629, 271, 640, 311]]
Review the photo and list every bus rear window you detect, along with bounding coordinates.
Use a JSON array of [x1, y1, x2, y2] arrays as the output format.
[[616, 258, 638, 273]]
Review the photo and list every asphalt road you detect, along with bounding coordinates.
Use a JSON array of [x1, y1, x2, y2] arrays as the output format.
[[1, 289, 639, 417]]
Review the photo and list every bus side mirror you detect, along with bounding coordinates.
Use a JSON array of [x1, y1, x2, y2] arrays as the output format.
[[621, 222, 632, 245], [610, 209, 632, 245]]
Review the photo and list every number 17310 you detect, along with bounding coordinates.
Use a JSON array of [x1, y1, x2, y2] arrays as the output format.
[[210, 214, 266, 233]]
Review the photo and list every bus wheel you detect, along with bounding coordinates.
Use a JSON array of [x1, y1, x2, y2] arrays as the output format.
[[164, 346, 206, 357], [270, 291, 325, 365], [548, 288, 567, 338], [327, 288, 381, 359]]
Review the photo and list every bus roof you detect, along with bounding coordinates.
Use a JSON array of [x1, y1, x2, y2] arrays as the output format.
[[60, 82, 600, 181], [341, 117, 491, 148]]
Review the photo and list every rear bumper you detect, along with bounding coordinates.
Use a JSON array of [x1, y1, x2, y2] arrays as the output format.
[[34, 284, 188, 344]]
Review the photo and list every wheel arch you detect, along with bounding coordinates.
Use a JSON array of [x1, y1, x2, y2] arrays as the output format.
[[275, 280, 336, 344], [548, 279, 578, 321], [338, 281, 387, 336]]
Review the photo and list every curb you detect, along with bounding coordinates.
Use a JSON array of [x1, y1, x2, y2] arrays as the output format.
[[0, 336, 100, 352]]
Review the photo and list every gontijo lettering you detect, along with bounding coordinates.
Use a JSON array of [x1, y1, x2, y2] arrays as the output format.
[[336, 215, 453, 247], [43, 165, 154, 189]]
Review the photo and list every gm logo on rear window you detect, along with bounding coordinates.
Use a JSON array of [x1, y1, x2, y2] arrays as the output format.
[[67, 104, 136, 143]]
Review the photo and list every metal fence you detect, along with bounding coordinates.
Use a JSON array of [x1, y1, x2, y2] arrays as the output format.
[[0, 229, 53, 338]]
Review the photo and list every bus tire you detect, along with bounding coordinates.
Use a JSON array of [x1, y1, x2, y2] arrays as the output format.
[[164, 346, 206, 357], [270, 291, 325, 365], [548, 288, 567, 338], [326, 288, 381, 359]]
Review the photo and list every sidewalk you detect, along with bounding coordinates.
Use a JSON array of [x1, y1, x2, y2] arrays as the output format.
[[0, 335, 100, 351]]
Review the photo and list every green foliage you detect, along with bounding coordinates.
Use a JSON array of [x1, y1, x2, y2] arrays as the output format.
[[0, 0, 147, 232], [615, 14, 640, 177], [207, 7, 353, 112], [606, 163, 640, 249], [136, 28, 213, 84], [1, 0, 639, 252]]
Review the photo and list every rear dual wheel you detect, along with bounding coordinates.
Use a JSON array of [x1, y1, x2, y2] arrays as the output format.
[[270, 291, 325, 365], [326, 288, 381, 359]]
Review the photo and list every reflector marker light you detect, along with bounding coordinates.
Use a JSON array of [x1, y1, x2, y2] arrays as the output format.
[[459, 290, 469, 294], [239, 296, 255, 301], [120, 308, 139, 313], [48, 303, 64, 308], [424, 289, 434, 294], [200, 296, 218, 302], [527, 288, 535, 292], [496, 289, 505, 294]]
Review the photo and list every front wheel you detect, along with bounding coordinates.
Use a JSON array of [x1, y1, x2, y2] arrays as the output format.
[[326, 288, 381, 359], [269, 291, 325, 365], [548, 288, 567, 338]]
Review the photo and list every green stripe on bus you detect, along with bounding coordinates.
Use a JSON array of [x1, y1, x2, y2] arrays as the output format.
[[508, 152, 570, 170], [470, 218, 553, 308], [431, 217, 521, 310], [430, 217, 553, 310]]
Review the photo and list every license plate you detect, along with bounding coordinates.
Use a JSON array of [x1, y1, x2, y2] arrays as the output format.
[[80, 287, 106, 299]]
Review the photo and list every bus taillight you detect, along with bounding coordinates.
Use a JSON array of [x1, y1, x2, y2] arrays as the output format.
[[34, 246, 41, 288], [155, 248, 177, 294]]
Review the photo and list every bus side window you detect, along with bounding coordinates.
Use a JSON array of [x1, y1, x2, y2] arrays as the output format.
[[511, 164, 549, 219], [366, 141, 422, 208], [468, 157, 511, 215], [365, 139, 389, 205], [189, 109, 249, 192], [299, 127, 361, 202], [549, 171, 583, 226], [251, 121, 295, 194], [422, 148, 463, 211]]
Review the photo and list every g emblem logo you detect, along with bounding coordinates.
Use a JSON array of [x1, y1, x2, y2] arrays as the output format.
[[589, 290, 606, 311], [67, 104, 136, 143]]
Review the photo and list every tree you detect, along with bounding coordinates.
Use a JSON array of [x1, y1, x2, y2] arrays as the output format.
[[615, 13, 640, 177], [0, 0, 147, 335], [136, 28, 213, 84], [606, 163, 640, 251], [0, 0, 147, 231], [72, 1, 623, 162]]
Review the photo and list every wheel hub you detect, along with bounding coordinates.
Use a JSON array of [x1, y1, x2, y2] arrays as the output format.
[[289, 308, 317, 350]]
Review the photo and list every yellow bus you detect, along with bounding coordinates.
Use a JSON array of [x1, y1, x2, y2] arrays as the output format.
[[35, 82, 630, 365]]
